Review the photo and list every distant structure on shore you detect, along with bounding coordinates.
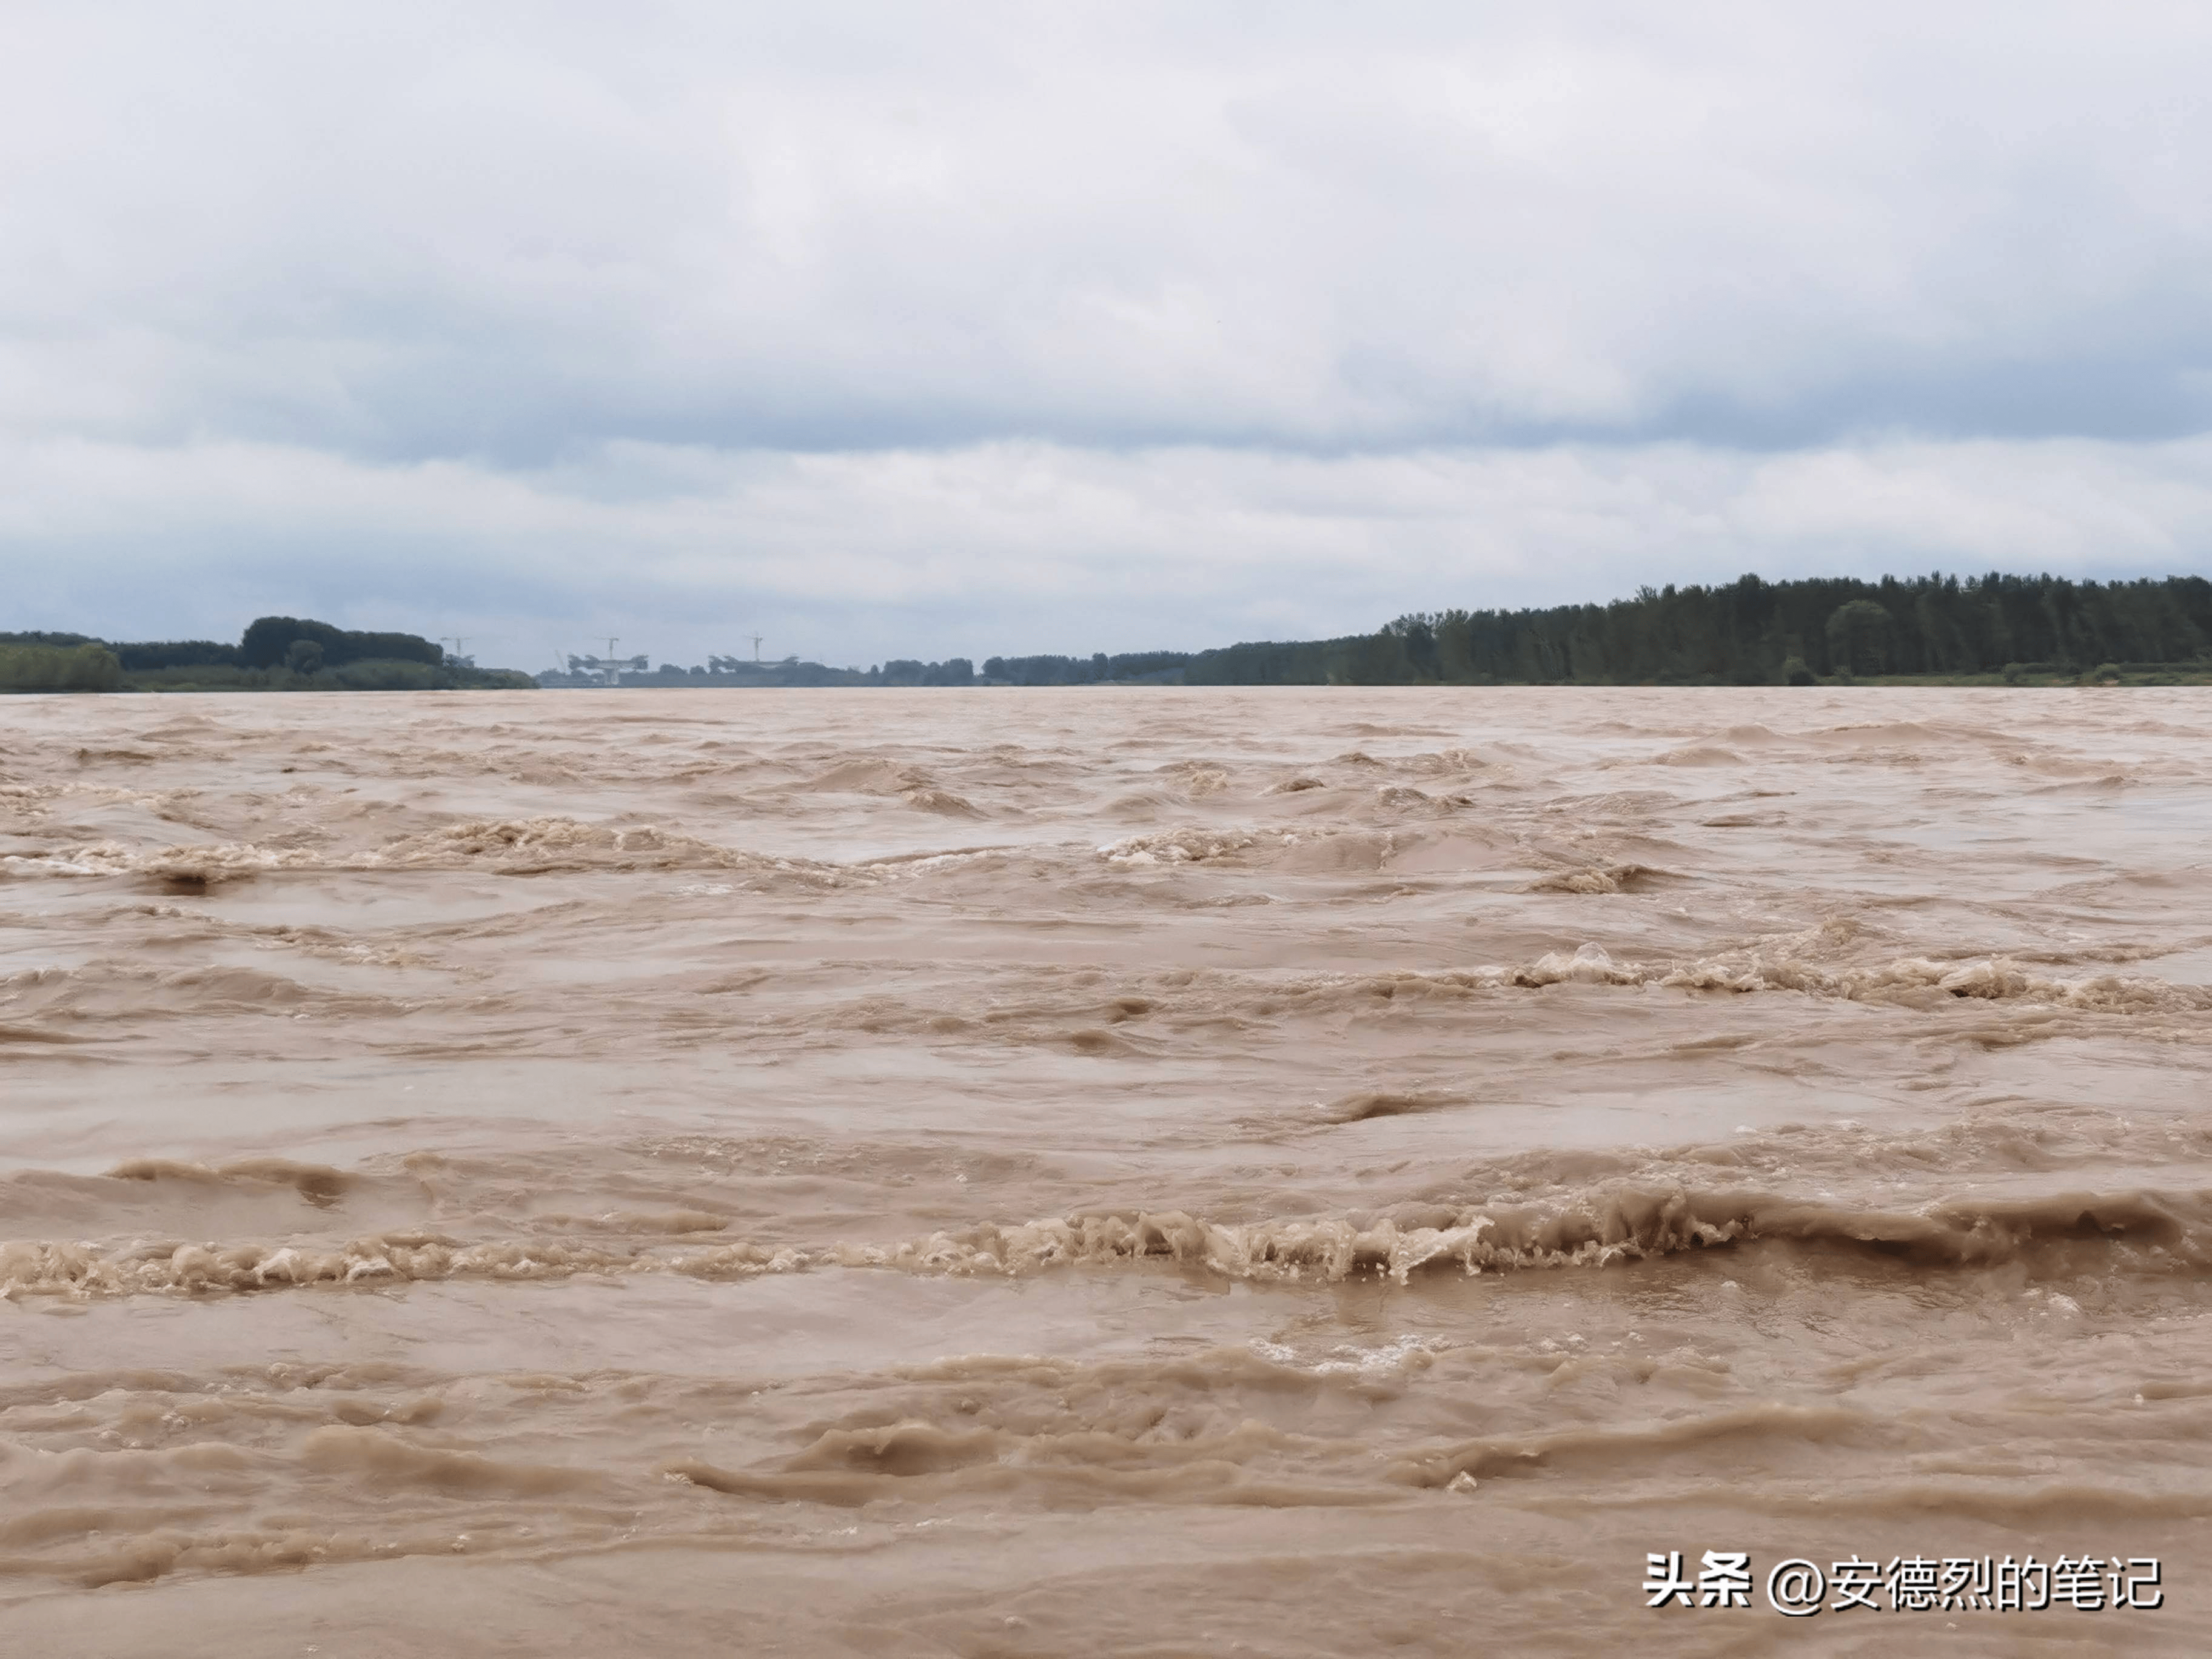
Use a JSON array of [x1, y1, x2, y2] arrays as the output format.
[[537, 652, 871, 688], [555, 649, 649, 686], [534, 648, 1000, 688]]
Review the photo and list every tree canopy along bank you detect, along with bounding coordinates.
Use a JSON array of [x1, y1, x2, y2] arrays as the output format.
[[1181, 573, 2212, 686], [0, 618, 534, 693]]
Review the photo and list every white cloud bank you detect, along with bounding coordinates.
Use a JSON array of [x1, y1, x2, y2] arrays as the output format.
[[2, 2, 2208, 664]]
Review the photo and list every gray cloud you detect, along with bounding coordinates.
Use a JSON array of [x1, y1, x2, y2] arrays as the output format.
[[2, 2, 2208, 659]]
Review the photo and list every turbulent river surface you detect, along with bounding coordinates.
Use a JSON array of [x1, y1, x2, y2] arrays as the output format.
[[2, 686, 2208, 1655]]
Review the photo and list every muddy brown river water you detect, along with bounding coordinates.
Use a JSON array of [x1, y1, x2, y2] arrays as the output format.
[[2, 686, 2208, 1655]]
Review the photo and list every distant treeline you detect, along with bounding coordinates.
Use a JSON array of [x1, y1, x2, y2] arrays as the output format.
[[1179, 572, 2212, 685], [109, 616, 447, 672], [877, 657, 976, 686], [982, 651, 1193, 685], [1, 617, 533, 693], [19, 572, 2211, 696]]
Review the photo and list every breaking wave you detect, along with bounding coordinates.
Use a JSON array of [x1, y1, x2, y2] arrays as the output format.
[[0, 818, 1021, 890], [7, 1185, 2203, 1301], [1488, 941, 2212, 1012]]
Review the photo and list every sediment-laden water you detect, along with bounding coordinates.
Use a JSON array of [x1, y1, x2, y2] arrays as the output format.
[[2, 686, 2207, 1654]]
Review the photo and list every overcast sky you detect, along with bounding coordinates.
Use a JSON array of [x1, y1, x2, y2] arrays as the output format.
[[5, 2, 2210, 669]]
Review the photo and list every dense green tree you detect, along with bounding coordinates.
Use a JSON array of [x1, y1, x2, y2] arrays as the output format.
[[240, 616, 443, 669], [1825, 600, 1894, 675], [110, 639, 241, 670], [0, 642, 122, 692]]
